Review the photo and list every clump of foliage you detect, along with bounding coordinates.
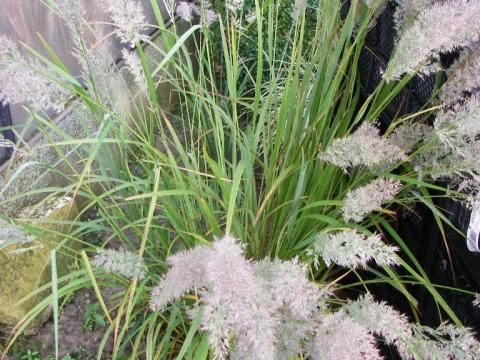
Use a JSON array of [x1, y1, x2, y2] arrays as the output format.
[[1, 0, 480, 359], [82, 303, 106, 332], [207, 0, 319, 83]]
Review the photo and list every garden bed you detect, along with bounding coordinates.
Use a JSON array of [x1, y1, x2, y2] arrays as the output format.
[[1, 0, 480, 359]]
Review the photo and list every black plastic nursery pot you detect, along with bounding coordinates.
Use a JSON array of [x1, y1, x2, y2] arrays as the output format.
[[356, 2, 480, 331]]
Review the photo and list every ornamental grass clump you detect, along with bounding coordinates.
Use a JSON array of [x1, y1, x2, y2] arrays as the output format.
[[151, 236, 480, 360], [4, 0, 480, 358]]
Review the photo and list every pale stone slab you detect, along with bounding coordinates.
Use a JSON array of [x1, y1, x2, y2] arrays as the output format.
[[0, 195, 78, 329]]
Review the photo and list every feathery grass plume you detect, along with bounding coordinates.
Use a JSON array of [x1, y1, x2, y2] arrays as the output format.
[[393, 0, 433, 33], [176, 1, 194, 22], [0, 36, 69, 112], [307, 312, 382, 360], [226, 0, 245, 13], [415, 323, 480, 360], [291, 0, 307, 21], [196, 296, 232, 359], [151, 235, 333, 360], [413, 142, 480, 181], [440, 46, 480, 105], [150, 245, 210, 311], [56, 0, 85, 29], [56, 0, 121, 108], [274, 317, 309, 360], [412, 97, 480, 178], [320, 123, 407, 172], [122, 48, 147, 94], [253, 258, 326, 319], [344, 294, 412, 351], [92, 248, 147, 280], [148, 237, 480, 359], [344, 294, 428, 359], [202, 236, 276, 360], [192, 0, 218, 27], [385, 0, 480, 81], [245, 11, 256, 24], [75, 37, 119, 107], [435, 96, 480, 149], [342, 177, 402, 222], [388, 121, 430, 153], [343, 294, 480, 359], [438, 324, 480, 358], [254, 259, 331, 360], [360, 0, 388, 29], [311, 230, 399, 268], [102, 0, 149, 46]]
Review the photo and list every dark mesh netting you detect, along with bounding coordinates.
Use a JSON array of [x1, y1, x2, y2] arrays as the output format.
[[355, 2, 480, 332], [357, 3, 437, 124], [0, 103, 14, 164]]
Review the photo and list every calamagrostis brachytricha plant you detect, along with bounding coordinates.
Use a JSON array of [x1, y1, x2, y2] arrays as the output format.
[[0, 36, 69, 112], [102, 0, 149, 46], [92, 248, 147, 280], [439, 46, 480, 105], [320, 123, 406, 172], [311, 230, 399, 268], [385, 0, 480, 80], [150, 236, 480, 360], [4, 0, 480, 358], [342, 177, 403, 223]]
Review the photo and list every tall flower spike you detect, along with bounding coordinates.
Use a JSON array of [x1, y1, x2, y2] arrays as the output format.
[[102, 0, 149, 46], [191, 1, 218, 27], [291, 0, 307, 21], [385, 0, 480, 81], [92, 248, 147, 280], [0, 36, 69, 112], [226, 0, 245, 13], [342, 177, 402, 222], [388, 121, 430, 153], [204, 235, 277, 360], [393, 0, 434, 33], [440, 46, 480, 105], [307, 312, 382, 360], [253, 258, 327, 319], [150, 244, 210, 311], [56, 0, 85, 29], [176, 1, 194, 22], [344, 294, 412, 348], [320, 123, 406, 172], [312, 230, 399, 268], [434, 96, 480, 150], [122, 48, 147, 95]]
